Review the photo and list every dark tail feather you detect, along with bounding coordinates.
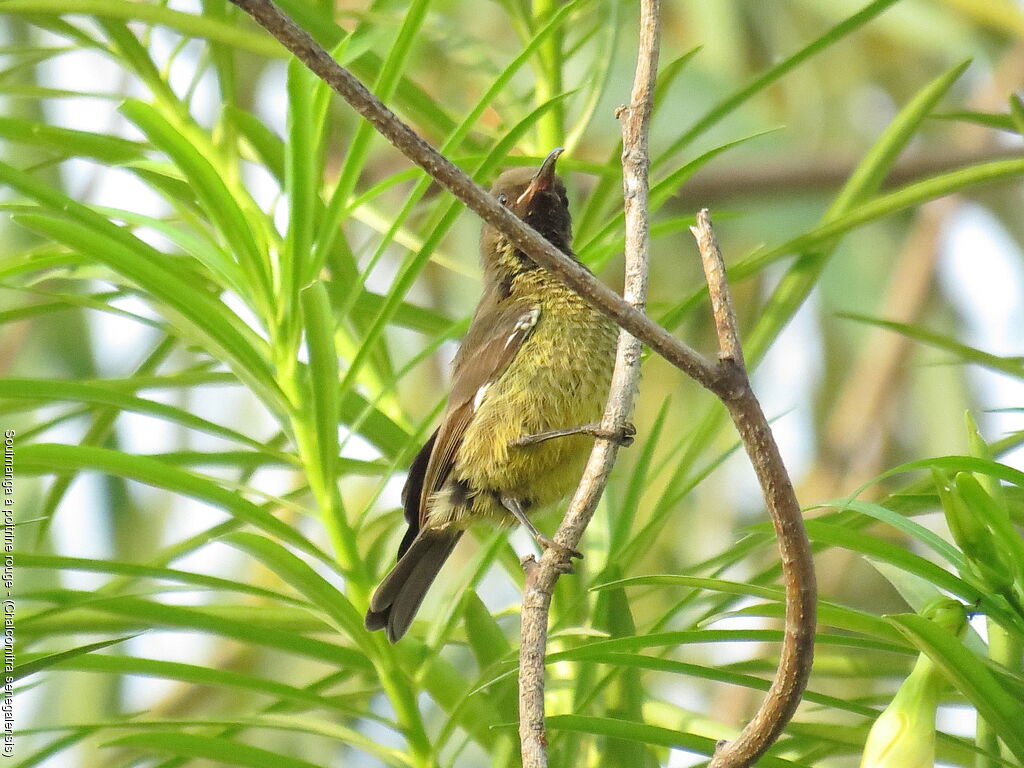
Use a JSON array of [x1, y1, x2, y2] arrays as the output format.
[[365, 530, 462, 642], [398, 429, 437, 560]]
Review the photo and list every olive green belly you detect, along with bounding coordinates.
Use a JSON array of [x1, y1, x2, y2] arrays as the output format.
[[430, 309, 615, 528]]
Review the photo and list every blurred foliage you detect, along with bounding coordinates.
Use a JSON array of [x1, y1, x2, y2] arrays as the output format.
[[2, 0, 1024, 766]]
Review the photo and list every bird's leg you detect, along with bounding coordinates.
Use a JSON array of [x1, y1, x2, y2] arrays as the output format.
[[510, 421, 636, 448], [500, 495, 582, 562]]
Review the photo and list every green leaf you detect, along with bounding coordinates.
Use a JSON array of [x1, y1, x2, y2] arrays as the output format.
[[313, 0, 587, 288], [828, 59, 971, 219], [104, 732, 321, 768], [839, 313, 1024, 377], [547, 715, 809, 767], [801, 517, 1024, 635], [955, 473, 1024, 581], [0, 378, 286, 458], [0, 116, 145, 163], [16, 444, 330, 567], [222, 533, 364, 645], [734, 58, 976, 366], [609, 398, 670, 552], [339, 389, 413, 459], [225, 105, 285, 181], [0, 289, 162, 330], [462, 590, 511, 669], [15, 552, 306, 604], [282, 59, 321, 313], [735, 157, 1024, 284], [579, 128, 778, 265], [119, 99, 274, 312], [1009, 93, 1024, 136], [876, 456, 1024, 492], [6, 207, 287, 418], [817, 498, 966, 570], [934, 110, 1017, 133], [566, 651, 877, 719], [300, 282, 340, 484], [803, 519, 979, 600], [552, 627, 908, 662], [4, 0, 285, 57], [312, 0, 436, 282], [29, 715, 411, 766], [90, 205, 247, 298], [562, 0, 621, 153], [22, 593, 368, 671], [13, 635, 136, 683], [654, 0, 904, 164], [27, 653, 360, 715], [345, 290, 456, 335]]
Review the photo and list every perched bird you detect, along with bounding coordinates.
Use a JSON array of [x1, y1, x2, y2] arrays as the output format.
[[365, 149, 620, 642]]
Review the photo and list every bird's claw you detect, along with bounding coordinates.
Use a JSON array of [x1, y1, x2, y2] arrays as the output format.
[[591, 422, 636, 447], [537, 533, 582, 562], [612, 421, 637, 447]]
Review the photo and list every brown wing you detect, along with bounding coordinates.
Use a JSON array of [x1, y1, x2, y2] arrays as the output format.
[[415, 299, 542, 527]]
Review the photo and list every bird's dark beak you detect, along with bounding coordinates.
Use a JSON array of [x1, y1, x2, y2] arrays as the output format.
[[516, 147, 564, 207]]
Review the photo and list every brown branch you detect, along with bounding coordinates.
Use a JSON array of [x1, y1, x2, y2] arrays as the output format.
[[517, 2, 659, 765], [692, 214, 744, 369], [228, 0, 720, 392], [692, 210, 817, 768], [226, 1, 817, 765], [678, 147, 1022, 205]]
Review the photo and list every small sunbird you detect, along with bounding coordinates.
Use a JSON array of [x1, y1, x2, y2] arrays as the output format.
[[365, 150, 621, 642]]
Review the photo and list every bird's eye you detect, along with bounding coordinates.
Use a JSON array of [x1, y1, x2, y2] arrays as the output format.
[[498, 193, 509, 205]]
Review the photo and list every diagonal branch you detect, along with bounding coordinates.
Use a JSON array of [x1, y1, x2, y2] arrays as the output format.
[[228, 0, 719, 392], [226, 2, 817, 766]]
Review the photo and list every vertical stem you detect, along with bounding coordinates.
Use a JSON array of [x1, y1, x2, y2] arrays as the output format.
[[284, 373, 433, 766], [290, 412, 357, 569], [518, 1, 659, 766], [978, 618, 1021, 767], [532, 0, 564, 149]]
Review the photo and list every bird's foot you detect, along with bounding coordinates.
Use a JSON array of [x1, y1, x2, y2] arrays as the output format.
[[510, 421, 637, 448], [536, 532, 583, 562], [596, 421, 637, 447], [501, 495, 582, 563], [521, 551, 575, 580]]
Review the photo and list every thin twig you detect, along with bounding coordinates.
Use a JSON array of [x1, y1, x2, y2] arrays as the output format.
[[226, 2, 817, 765], [692, 212, 744, 368], [517, 2, 659, 765], [692, 210, 817, 768]]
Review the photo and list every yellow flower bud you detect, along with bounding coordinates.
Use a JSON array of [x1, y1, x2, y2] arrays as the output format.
[[860, 600, 967, 768], [859, 655, 940, 768]]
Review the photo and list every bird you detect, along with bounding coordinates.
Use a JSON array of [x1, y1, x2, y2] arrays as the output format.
[[365, 149, 620, 642]]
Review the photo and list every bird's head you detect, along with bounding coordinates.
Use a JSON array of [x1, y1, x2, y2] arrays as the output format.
[[480, 148, 573, 284]]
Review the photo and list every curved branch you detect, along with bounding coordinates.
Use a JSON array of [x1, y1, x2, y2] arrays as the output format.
[[517, 1, 659, 765], [692, 210, 817, 767]]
